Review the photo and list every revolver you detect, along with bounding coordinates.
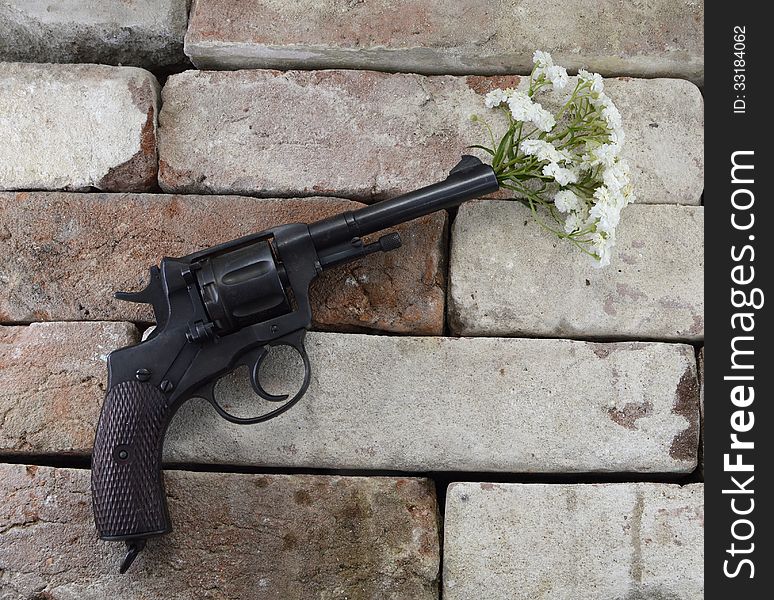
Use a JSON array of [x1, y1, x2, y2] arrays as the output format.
[[91, 156, 498, 572]]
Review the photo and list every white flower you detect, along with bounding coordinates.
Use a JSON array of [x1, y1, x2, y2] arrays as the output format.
[[601, 104, 623, 133], [543, 162, 578, 186], [595, 145, 617, 166], [578, 69, 604, 94], [589, 187, 623, 234], [554, 189, 582, 213], [590, 204, 622, 235], [583, 142, 620, 168], [622, 181, 636, 204], [533, 50, 553, 68], [484, 88, 509, 108], [592, 92, 614, 109], [506, 91, 556, 132], [520, 139, 572, 164], [608, 127, 625, 147], [602, 161, 631, 194], [505, 91, 532, 120], [477, 54, 634, 267], [528, 104, 556, 132], [591, 92, 625, 143], [545, 65, 569, 90], [563, 209, 588, 234], [590, 232, 615, 268], [531, 50, 569, 91]]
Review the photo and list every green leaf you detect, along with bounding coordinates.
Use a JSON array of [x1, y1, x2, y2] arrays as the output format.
[[492, 127, 514, 171], [467, 144, 495, 156]]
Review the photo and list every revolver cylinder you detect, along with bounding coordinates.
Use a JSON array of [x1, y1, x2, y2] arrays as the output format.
[[196, 240, 291, 334]]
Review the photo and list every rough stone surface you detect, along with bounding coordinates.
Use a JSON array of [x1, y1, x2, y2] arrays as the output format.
[[0, 192, 446, 334], [443, 482, 703, 599], [158, 70, 703, 205], [0, 0, 189, 68], [0, 330, 699, 472], [185, 0, 704, 82], [698, 348, 704, 474], [449, 202, 704, 341], [0, 63, 160, 192], [163, 333, 699, 473], [0, 464, 439, 599], [603, 78, 703, 206], [0, 322, 138, 455]]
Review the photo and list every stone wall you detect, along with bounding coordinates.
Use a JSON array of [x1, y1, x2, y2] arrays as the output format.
[[1, 2, 704, 597]]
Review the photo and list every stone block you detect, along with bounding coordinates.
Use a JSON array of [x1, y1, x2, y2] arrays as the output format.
[[0, 464, 439, 599], [0, 63, 159, 192], [0, 0, 189, 69], [0, 192, 446, 334], [449, 202, 704, 341], [0, 322, 138, 455], [184, 0, 704, 82], [443, 482, 703, 599], [165, 333, 700, 473], [0, 330, 699, 473], [158, 70, 703, 204]]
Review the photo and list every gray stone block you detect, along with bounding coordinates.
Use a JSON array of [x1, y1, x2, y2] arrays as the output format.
[[443, 482, 704, 599], [449, 202, 704, 340], [165, 332, 699, 473], [604, 77, 703, 207], [0, 0, 189, 68], [158, 70, 703, 204], [0, 63, 160, 192], [0, 328, 699, 473], [184, 0, 704, 82]]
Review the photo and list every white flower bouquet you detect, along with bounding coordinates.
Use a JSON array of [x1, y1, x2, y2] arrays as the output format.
[[472, 51, 635, 267]]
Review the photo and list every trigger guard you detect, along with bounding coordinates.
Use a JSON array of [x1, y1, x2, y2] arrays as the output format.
[[207, 339, 312, 425]]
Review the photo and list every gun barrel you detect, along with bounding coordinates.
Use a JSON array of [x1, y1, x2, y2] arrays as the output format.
[[308, 157, 498, 252]]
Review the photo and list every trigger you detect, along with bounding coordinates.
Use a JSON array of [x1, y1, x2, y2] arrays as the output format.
[[248, 348, 289, 403]]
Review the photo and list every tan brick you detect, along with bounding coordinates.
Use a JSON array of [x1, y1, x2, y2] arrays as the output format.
[[158, 70, 703, 205], [0, 63, 159, 192], [185, 0, 704, 82], [0, 192, 446, 334], [0, 322, 138, 455], [449, 203, 704, 341], [0, 464, 439, 599], [0, 0, 189, 69], [444, 482, 703, 599]]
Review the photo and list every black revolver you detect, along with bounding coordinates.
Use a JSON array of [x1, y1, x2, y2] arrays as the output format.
[[91, 156, 498, 572]]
